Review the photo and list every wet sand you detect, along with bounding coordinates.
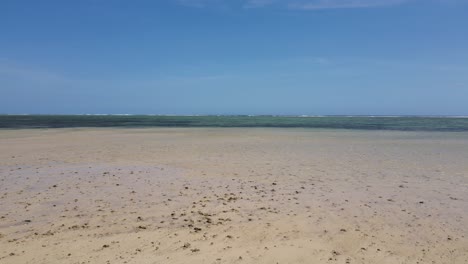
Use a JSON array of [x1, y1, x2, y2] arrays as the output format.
[[0, 128, 467, 263]]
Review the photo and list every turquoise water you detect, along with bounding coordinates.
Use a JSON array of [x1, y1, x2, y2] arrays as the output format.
[[1, 115, 468, 131]]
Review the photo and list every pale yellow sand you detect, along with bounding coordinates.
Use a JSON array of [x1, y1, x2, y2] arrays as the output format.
[[0, 128, 467, 264]]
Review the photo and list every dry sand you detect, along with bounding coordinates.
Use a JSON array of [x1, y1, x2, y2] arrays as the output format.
[[0, 128, 467, 264]]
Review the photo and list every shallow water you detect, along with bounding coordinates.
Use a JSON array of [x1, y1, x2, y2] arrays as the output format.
[[1, 115, 468, 131]]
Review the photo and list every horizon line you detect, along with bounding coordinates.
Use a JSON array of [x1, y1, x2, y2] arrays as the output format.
[[1, 114, 468, 118]]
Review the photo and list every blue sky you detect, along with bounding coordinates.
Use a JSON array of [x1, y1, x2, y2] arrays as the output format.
[[1, 0, 468, 115]]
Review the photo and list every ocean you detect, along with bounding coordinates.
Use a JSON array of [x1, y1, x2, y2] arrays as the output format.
[[1, 115, 468, 131]]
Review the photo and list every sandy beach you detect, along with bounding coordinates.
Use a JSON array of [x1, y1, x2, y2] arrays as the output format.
[[0, 128, 467, 264]]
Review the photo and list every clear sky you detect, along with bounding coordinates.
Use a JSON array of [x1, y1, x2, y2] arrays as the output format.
[[1, 0, 468, 115]]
